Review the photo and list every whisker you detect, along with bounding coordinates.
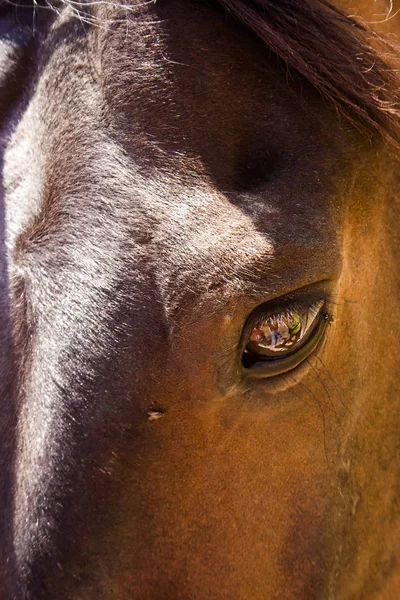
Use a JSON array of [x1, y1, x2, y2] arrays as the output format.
[[291, 376, 330, 468], [312, 354, 375, 430]]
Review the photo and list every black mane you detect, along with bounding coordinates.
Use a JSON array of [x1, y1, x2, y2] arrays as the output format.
[[216, 0, 400, 147]]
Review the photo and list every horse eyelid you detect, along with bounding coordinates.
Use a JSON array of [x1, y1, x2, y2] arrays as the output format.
[[239, 293, 334, 379], [242, 315, 328, 379]]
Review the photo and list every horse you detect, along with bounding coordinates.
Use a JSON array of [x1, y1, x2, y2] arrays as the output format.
[[1, 0, 400, 597]]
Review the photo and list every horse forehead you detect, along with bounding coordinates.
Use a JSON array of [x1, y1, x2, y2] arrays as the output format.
[[98, 1, 328, 145], [3, 3, 349, 324]]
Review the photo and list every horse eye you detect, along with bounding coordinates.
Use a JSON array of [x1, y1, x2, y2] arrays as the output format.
[[242, 300, 327, 378]]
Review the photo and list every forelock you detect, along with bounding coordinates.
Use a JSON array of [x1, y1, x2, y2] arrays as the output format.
[[1, 0, 400, 147]]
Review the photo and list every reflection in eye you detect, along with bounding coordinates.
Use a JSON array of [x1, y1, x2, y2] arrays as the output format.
[[244, 300, 324, 362]]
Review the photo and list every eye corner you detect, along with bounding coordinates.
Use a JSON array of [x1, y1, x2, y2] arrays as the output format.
[[322, 312, 334, 324]]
